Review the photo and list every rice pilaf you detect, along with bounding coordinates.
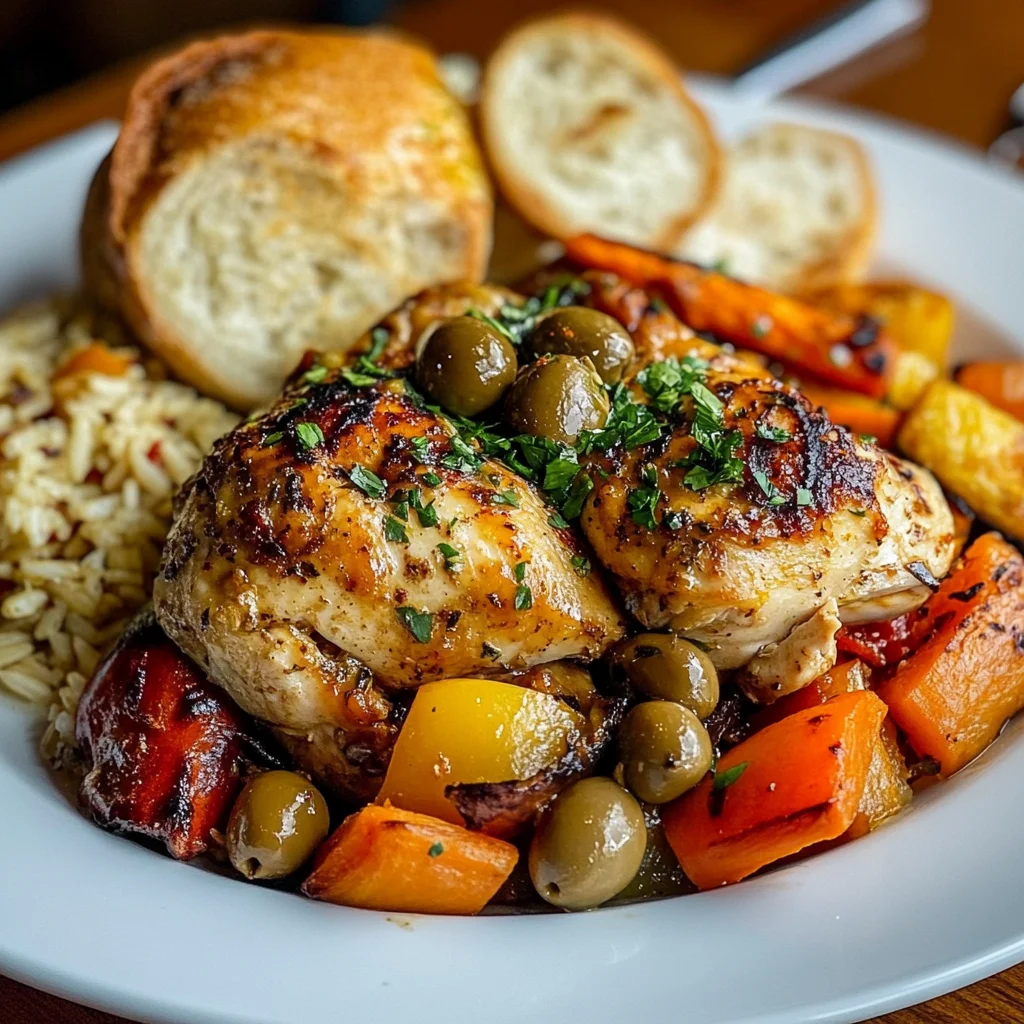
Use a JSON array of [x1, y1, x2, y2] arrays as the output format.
[[0, 298, 237, 767]]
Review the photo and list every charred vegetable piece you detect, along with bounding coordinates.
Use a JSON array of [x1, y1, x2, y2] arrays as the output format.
[[527, 306, 635, 384], [751, 659, 871, 732], [879, 532, 1024, 776], [563, 234, 895, 398], [376, 677, 582, 826], [846, 718, 911, 838], [302, 803, 518, 915], [614, 633, 719, 719], [799, 383, 901, 449], [618, 701, 713, 804], [663, 690, 887, 889], [807, 281, 955, 369], [528, 777, 646, 910], [837, 615, 918, 669], [415, 315, 517, 417], [75, 611, 256, 860], [503, 354, 610, 444], [957, 361, 1024, 422], [898, 380, 1024, 542], [227, 771, 330, 880]]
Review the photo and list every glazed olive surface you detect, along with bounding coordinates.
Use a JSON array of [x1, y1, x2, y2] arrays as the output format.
[[616, 633, 720, 719], [618, 701, 714, 804], [504, 354, 610, 444], [528, 776, 647, 910], [415, 315, 517, 416], [226, 771, 330, 881], [527, 306, 635, 384]]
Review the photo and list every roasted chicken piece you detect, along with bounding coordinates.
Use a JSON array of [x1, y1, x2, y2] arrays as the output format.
[[154, 285, 625, 798], [76, 610, 265, 858], [575, 278, 956, 686]]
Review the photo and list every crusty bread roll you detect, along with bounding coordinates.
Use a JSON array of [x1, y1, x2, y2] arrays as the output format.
[[677, 122, 876, 295], [479, 13, 720, 250], [82, 29, 493, 408]]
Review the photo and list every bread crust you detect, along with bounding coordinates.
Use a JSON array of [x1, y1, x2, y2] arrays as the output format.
[[81, 29, 493, 408], [480, 12, 721, 250]]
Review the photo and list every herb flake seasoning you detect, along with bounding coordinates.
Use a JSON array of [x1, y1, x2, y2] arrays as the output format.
[[348, 463, 386, 499], [627, 463, 662, 529], [295, 421, 326, 451], [396, 606, 433, 643], [427, 841, 444, 858], [713, 761, 749, 790]]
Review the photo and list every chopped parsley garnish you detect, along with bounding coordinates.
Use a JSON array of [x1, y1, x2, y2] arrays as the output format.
[[341, 326, 394, 385], [560, 472, 594, 520], [636, 355, 709, 413], [437, 542, 461, 571], [408, 488, 438, 527], [627, 463, 662, 529], [466, 308, 514, 341], [302, 364, 328, 385], [858, 433, 877, 445], [580, 384, 661, 452], [348, 463, 385, 499], [755, 421, 792, 443], [341, 368, 379, 387], [671, 380, 745, 491], [542, 456, 579, 493], [396, 606, 433, 643], [410, 436, 432, 463], [391, 498, 409, 521], [422, 470, 442, 487], [752, 468, 786, 506], [262, 431, 284, 447], [570, 554, 591, 577], [295, 422, 325, 451], [427, 841, 444, 858], [663, 510, 685, 530], [713, 762, 749, 790], [513, 562, 533, 609], [490, 489, 521, 508], [796, 487, 813, 507], [385, 516, 409, 543], [548, 511, 570, 529], [440, 435, 483, 474]]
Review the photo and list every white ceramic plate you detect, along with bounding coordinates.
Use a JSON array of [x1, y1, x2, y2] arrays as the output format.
[[1, 80, 1024, 1024]]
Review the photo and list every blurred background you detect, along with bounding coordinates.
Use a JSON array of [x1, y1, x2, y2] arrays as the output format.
[[0, 1, 1021, 157]]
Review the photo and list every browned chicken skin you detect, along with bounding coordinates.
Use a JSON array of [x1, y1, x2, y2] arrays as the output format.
[[154, 273, 954, 796]]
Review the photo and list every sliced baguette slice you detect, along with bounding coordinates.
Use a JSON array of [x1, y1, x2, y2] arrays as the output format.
[[82, 30, 492, 409], [677, 122, 876, 295], [480, 13, 720, 250]]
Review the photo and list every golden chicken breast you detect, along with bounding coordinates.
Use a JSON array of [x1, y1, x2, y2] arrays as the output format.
[[153, 286, 625, 795]]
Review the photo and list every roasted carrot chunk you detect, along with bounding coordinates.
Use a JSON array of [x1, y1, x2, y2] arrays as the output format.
[[799, 383, 901, 448], [663, 690, 887, 889], [52, 342, 133, 382], [846, 718, 911, 839], [563, 234, 895, 398], [878, 532, 1024, 776], [751, 659, 871, 732], [957, 361, 1024, 422], [302, 803, 518, 915]]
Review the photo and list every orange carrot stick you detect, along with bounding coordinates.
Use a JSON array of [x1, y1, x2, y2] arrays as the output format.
[[878, 532, 1024, 776], [846, 718, 911, 839], [663, 690, 887, 889], [799, 383, 901, 448], [302, 803, 518, 915], [956, 362, 1024, 422], [564, 234, 895, 398]]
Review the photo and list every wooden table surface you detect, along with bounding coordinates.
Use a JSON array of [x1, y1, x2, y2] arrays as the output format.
[[2, 1, 1023, 1021]]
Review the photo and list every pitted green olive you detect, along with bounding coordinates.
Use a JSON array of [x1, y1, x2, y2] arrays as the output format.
[[527, 306, 635, 384], [503, 354, 610, 444]]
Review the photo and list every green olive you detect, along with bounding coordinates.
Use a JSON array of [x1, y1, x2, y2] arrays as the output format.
[[618, 701, 713, 804], [415, 316, 517, 417], [528, 307, 635, 384], [504, 354, 610, 445], [615, 633, 719, 719], [528, 776, 646, 910], [226, 770, 330, 881]]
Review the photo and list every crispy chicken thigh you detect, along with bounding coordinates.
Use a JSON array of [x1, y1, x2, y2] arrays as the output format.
[[576, 278, 956, 678], [154, 285, 625, 796]]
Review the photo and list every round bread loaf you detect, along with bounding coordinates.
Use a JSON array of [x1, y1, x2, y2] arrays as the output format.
[[82, 29, 493, 408]]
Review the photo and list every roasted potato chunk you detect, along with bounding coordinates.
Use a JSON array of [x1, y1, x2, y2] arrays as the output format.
[[898, 381, 1024, 541], [809, 281, 955, 369]]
